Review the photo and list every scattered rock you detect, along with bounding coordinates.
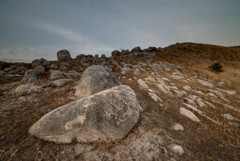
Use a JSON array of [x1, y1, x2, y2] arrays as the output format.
[[180, 107, 200, 122], [50, 70, 71, 80], [120, 50, 129, 55], [80, 57, 90, 67], [14, 84, 42, 94], [134, 68, 141, 75], [130, 46, 142, 53], [151, 63, 163, 74], [176, 66, 189, 73], [92, 55, 102, 65], [148, 92, 162, 102], [209, 89, 224, 97], [220, 89, 236, 95], [169, 144, 184, 156], [121, 67, 131, 74], [52, 79, 72, 87], [216, 81, 226, 88], [50, 63, 58, 69], [144, 46, 157, 52], [145, 76, 156, 82], [21, 69, 38, 83], [221, 114, 240, 121], [204, 101, 216, 109], [57, 50, 74, 64], [197, 79, 214, 88], [111, 50, 121, 57], [137, 79, 149, 89], [173, 124, 184, 131], [159, 61, 174, 71], [157, 84, 172, 96], [32, 58, 50, 67], [75, 65, 119, 97], [33, 65, 45, 74], [183, 86, 191, 91], [196, 98, 206, 108], [29, 85, 141, 143], [68, 70, 81, 77], [15, 66, 28, 74]]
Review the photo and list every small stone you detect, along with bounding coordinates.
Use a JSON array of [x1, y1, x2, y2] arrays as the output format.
[[183, 86, 191, 91], [180, 107, 200, 122], [145, 76, 156, 82], [134, 68, 141, 75], [50, 70, 71, 80], [173, 124, 184, 131], [169, 144, 184, 156], [157, 84, 172, 96], [14, 84, 31, 94], [148, 93, 162, 102], [197, 79, 214, 87], [221, 114, 240, 121], [50, 63, 58, 69], [68, 70, 81, 77], [137, 79, 149, 89], [52, 79, 72, 87], [196, 98, 206, 108], [204, 101, 216, 109], [216, 81, 226, 88]]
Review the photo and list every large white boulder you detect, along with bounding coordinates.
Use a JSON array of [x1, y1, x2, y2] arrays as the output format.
[[75, 65, 119, 98], [29, 85, 141, 144]]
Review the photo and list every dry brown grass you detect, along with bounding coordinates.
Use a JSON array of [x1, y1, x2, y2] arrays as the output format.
[[156, 42, 240, 91]]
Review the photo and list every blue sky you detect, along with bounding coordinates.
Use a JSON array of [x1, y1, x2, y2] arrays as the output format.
[[0, 0, 240, 62]]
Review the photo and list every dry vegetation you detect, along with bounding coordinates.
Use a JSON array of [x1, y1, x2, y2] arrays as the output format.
[[156, 42, 240, 91]]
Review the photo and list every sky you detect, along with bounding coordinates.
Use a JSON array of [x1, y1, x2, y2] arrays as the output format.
[[0, 0, 240, 62]]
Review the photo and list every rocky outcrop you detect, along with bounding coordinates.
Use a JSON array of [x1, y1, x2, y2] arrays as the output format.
[[32, 58, 50, 67], [111, 50, 121, 57], [0, 61, 10, 70], [75, 65, 119, 97], [57, 50, 74, 64], [130, 46, 142, 53], [21, 69, 38, 83], [29, 85, 141, 144]]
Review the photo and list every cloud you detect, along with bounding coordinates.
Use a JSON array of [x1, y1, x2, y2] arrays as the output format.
[[34, 22, 114, 55], [0, 47, 48, 63]]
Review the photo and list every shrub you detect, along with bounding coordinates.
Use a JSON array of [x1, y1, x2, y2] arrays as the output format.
[[209, 63, 223, 73]]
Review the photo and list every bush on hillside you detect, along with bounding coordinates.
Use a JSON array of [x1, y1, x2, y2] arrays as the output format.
[[209, 63, 223, 73]]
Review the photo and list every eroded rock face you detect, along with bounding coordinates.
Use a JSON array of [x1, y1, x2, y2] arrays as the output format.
[[29, 85, 141, 144], [57, 50, 74, 64], [75, 65, 119, 97]]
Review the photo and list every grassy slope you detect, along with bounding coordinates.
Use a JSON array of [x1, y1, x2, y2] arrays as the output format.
[[156, 42, 240, 91]]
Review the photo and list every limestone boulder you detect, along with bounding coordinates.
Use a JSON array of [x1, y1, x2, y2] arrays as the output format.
[[29, 85, 141, 144], [75, 65, 119, 97], [57, 50, 74, 64], [21, 69, 38, 83]]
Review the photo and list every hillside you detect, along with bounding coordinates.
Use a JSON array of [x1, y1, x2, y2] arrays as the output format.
[[156, 43, 240, 91], [0, 43, 240, 161]]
